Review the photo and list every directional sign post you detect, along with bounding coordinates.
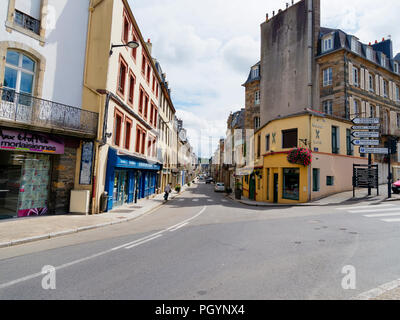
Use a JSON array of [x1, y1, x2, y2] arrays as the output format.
[[359, 147, 389, 154], [351, 125, 380, 131], [351, 131, 380, 138], [352, 118, 380, 125], [351, 139, 380, 146]]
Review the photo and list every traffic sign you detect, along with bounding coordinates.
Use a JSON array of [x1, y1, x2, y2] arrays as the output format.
[[351, 125, 380, 131], [352, 118, 380, 124], [352, 139, 380, 146], [351, 131, 380, 138], [359, 147, 389, 154]]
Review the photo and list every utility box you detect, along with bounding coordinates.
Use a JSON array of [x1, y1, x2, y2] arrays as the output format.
[[70, 190, 90, 215]]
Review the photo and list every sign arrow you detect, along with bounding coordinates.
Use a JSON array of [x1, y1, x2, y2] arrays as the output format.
[[351, 125, 380, 130], [359, 147, 389, 154], [352, 118, 380, 124], [351, 139, 380, 146], [351, 131, 380, 138]]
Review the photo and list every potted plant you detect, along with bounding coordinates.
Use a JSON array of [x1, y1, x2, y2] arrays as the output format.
[[287, 148, 312, 166], [175, 185, 181, 193], [235, 182, 242, 200]]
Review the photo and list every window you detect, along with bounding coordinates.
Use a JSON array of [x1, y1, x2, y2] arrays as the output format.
[[313, 169, 320, 192], [383, 80, 388, 97], [125, 117, 132, 149], [153, 109, 158, 129], [114, 111, 123, 146], [395, 62, 399, 74], [14, 10, 40, 35], [370, 105, 375, 118], [257, 135, 261, 158], [283, 168, 300, 200], [254, 117, 260, 130], [118, 56, 128, 96], [135, 126, 147, 154], [381, 55, 386, 68], [327, 176, 334, 186], [128, 71, 135, 105], [131, 32, 138, 60], [138, 88, 144, 114], [251, 66, 259, 78], [152, 75, 156, 92], [396, 85, 400, 102], [353, 99, 360, 117], [122, 14, 130, 44], [141, 54, 146, 75], [255, 90, 261, 105], [369, 74, 374, 93], [147, 65, 151, 83], [323, 100, 333, 115], [346, 129, 353, 156], [266, 134, 270, 151], [353, 67, 359, 86], [144, 95, 149, 119], [282, 129, 298, 149], [397, 114, 400, 128], [322, 36, 333, 53], [331, 126, 339, 154], [3, 50, 36, 104], [323, 68, 332, 86], [366, 47, 374, 61], [351, 38, 359, 54]]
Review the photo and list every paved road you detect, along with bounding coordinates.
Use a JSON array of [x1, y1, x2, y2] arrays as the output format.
[[0, 183, 400, 300]]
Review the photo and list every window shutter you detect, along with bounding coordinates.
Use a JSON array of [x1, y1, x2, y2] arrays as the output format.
[[361, 101, 366, 117], [375, 75, 380, 96], [365, 70, 369, 91], [348, 62, 353, 85], [389, 81, 393, 100], [366, 102, 371, 117], [350, 96, 355, 116], [376, 105, 380, 118], [390, 111, 397, 135], [360, 68, 365, 90], [380, 76, 384, 97]]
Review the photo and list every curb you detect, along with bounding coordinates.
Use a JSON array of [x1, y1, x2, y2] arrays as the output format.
[[0, 190, 187, 249]]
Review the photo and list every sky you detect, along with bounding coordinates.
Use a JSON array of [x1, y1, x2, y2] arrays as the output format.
[[128, 0, 400, 158]]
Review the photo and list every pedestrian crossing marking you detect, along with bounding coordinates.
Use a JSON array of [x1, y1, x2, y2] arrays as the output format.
[[336, 204, 394, 210], [339, 203, 400, 223], [364, 212, 400, 218], [382, 218, 400, 222], [349, 207, 400, 214]]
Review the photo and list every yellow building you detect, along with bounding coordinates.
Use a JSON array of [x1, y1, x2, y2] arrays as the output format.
[[243, 109, 368, 204]]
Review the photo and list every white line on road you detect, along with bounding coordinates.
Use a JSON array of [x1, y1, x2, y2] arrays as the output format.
[[0, 206, 208, 291], [336, 204, 394, 211], [192, 199, 199, 202], [349, 207, 400, 214], [364, 212, 400, 218], [381, 218, 400, 222], [125, 234, 163, 249], [168, 222, 189, 232]]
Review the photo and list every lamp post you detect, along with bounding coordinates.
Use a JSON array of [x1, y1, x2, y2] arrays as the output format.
[[109, 41, 139, 56]]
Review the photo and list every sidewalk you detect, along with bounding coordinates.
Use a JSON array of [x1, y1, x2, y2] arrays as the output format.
[[0, 186, 190, 249], [228, 184, 400, 207]]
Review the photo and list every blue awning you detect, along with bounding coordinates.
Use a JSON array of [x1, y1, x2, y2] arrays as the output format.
[[108, 147, 160, 171]]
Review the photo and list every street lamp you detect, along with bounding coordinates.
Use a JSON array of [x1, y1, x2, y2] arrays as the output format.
[[109, 41, 139, 56]]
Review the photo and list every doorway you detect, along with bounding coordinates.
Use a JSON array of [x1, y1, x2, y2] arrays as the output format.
[[113, 170, 129, 208], [273, 173, 279, 203]]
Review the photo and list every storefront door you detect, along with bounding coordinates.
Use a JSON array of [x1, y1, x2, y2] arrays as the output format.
[[0, 164, 21, 219], [113, 170, 129, 208]]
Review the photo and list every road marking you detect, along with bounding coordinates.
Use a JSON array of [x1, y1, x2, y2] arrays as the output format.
[[0, 206, 208, 291], [125, 234, 163, 249], [336, 204, 394, 211], [207, 199, 214, 202], [169, 222, 189, 232], [381, 218, 400, 222], [352, 278, 400, 300], [221, 199, 228, 202], [192, 199, 199, 202], [349, 207, 400, 214], [364, 212, 400, 218]]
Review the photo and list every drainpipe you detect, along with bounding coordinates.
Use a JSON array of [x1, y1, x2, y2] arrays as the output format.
[[307, 0, 313, 202]]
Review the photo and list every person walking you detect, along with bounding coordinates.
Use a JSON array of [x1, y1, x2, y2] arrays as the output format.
[[164, 183, 172, 201]]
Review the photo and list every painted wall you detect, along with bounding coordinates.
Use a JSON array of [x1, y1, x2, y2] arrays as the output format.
[[0, 0, 89, 107]]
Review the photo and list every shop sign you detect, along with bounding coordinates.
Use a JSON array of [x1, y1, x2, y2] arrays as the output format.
[[0, 128, 64, 154]]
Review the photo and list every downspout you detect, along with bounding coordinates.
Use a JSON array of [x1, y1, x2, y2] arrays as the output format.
[[307, 0, 313, 202]]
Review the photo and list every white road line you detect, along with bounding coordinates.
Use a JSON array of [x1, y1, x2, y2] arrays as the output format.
[[352, 278, 400, 300], [192, 199, 199, 202], [125, 234, 163, 249], [364, 212, 400, 218], [0, 206, 208, 291], [207, 199, 213, 202], [349, 207, 400, 214], [336, 204, 394, 211], [169, 222, 189, 232], [381, 218, 400, 222]]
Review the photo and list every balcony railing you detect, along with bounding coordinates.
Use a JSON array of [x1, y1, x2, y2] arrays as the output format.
[[14, 10, 40, 35], [0, 88, 98, 137]]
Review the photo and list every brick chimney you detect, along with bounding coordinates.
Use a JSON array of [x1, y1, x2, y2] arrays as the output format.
[[146, 38, 152, 56]]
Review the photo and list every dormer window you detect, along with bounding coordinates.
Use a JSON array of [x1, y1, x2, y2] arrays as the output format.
[[322, 35, 333, 53], [251, 66, 260, 79], [366, 47, 374, 61], [394, 62, 399, 74], [351, 38, 359, 54], [381, 54, 387, 68]]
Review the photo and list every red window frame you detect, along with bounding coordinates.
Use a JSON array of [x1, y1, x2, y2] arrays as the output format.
[[153, 109, 158, 129], [131, 30, 138, 61], [124, 117, 132, 150], [144, 93, 149, 119], [135, 125, 147, 155], [138, 87, 144, 115], [156, 84, 159, 99], [114, 109, 124, 147], [146, 64, 151, 83], [117, 54, 128, 98], [128, 70, 135, 106], [122, 10, 131, 45], [149, 103, 154, 126], [141, 54, 146, 76], [152, 75, 155, 92]]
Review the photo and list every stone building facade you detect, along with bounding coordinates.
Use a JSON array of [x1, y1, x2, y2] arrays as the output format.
[[243, 62, 261, 131]]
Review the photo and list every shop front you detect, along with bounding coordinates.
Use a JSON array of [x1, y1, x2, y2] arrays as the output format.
[[105, 147, 160, 211], [0, 127, 64, 219]]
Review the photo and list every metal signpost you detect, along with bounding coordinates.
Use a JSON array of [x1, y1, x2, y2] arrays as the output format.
[[351, 118, 382, 197]]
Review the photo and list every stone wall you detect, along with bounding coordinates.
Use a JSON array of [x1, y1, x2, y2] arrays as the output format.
[[244, 80, 260, 129]]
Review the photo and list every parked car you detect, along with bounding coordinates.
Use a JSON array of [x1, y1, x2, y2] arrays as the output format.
[[206, 177, 214, 184], [392, 180, 400, 194], [214, 183, 225, 192]]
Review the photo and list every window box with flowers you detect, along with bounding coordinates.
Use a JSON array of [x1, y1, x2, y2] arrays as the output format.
[[287, 148, 312, 166]]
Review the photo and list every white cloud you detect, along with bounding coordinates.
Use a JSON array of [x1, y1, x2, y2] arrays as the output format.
[[129, 0, 400, 157]]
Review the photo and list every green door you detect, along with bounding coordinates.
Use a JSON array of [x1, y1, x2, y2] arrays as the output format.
[[249, 174, 256, 200]]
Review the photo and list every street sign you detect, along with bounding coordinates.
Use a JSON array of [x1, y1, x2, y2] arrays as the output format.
[[351, 131, 380, 138], [351, 125, 380, 131], [352, 118, 380, 124], [353, 164, 379, 190], [359, 147, 389, 154], [351, 139, 380, 146]]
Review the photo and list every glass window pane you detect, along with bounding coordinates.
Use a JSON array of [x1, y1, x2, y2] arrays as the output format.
[[4, 67, 18, 89], [22, 55, 35, 72], [6, 51, 20, 67], [20, 72, 34, 94]]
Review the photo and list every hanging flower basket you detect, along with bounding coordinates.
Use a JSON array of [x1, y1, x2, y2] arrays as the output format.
[[287, 148, 312, 166]]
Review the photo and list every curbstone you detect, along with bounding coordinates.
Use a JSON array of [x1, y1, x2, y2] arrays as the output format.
[[0, 241, 12, 249], [10, 235, 50, 246]]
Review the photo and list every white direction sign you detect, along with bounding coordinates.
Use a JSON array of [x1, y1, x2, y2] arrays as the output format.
[[351, 125, 380, 131], [360, 147, 389, 154], [352, 139, 380, 146], [351, 131, 380, 138], [352, 118, 380, 124]]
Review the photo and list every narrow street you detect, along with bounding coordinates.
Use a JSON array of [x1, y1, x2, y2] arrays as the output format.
[[1, 183, 400, 300]]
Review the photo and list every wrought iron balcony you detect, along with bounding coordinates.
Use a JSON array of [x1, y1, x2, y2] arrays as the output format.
[[0, 88, 98, 137]]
